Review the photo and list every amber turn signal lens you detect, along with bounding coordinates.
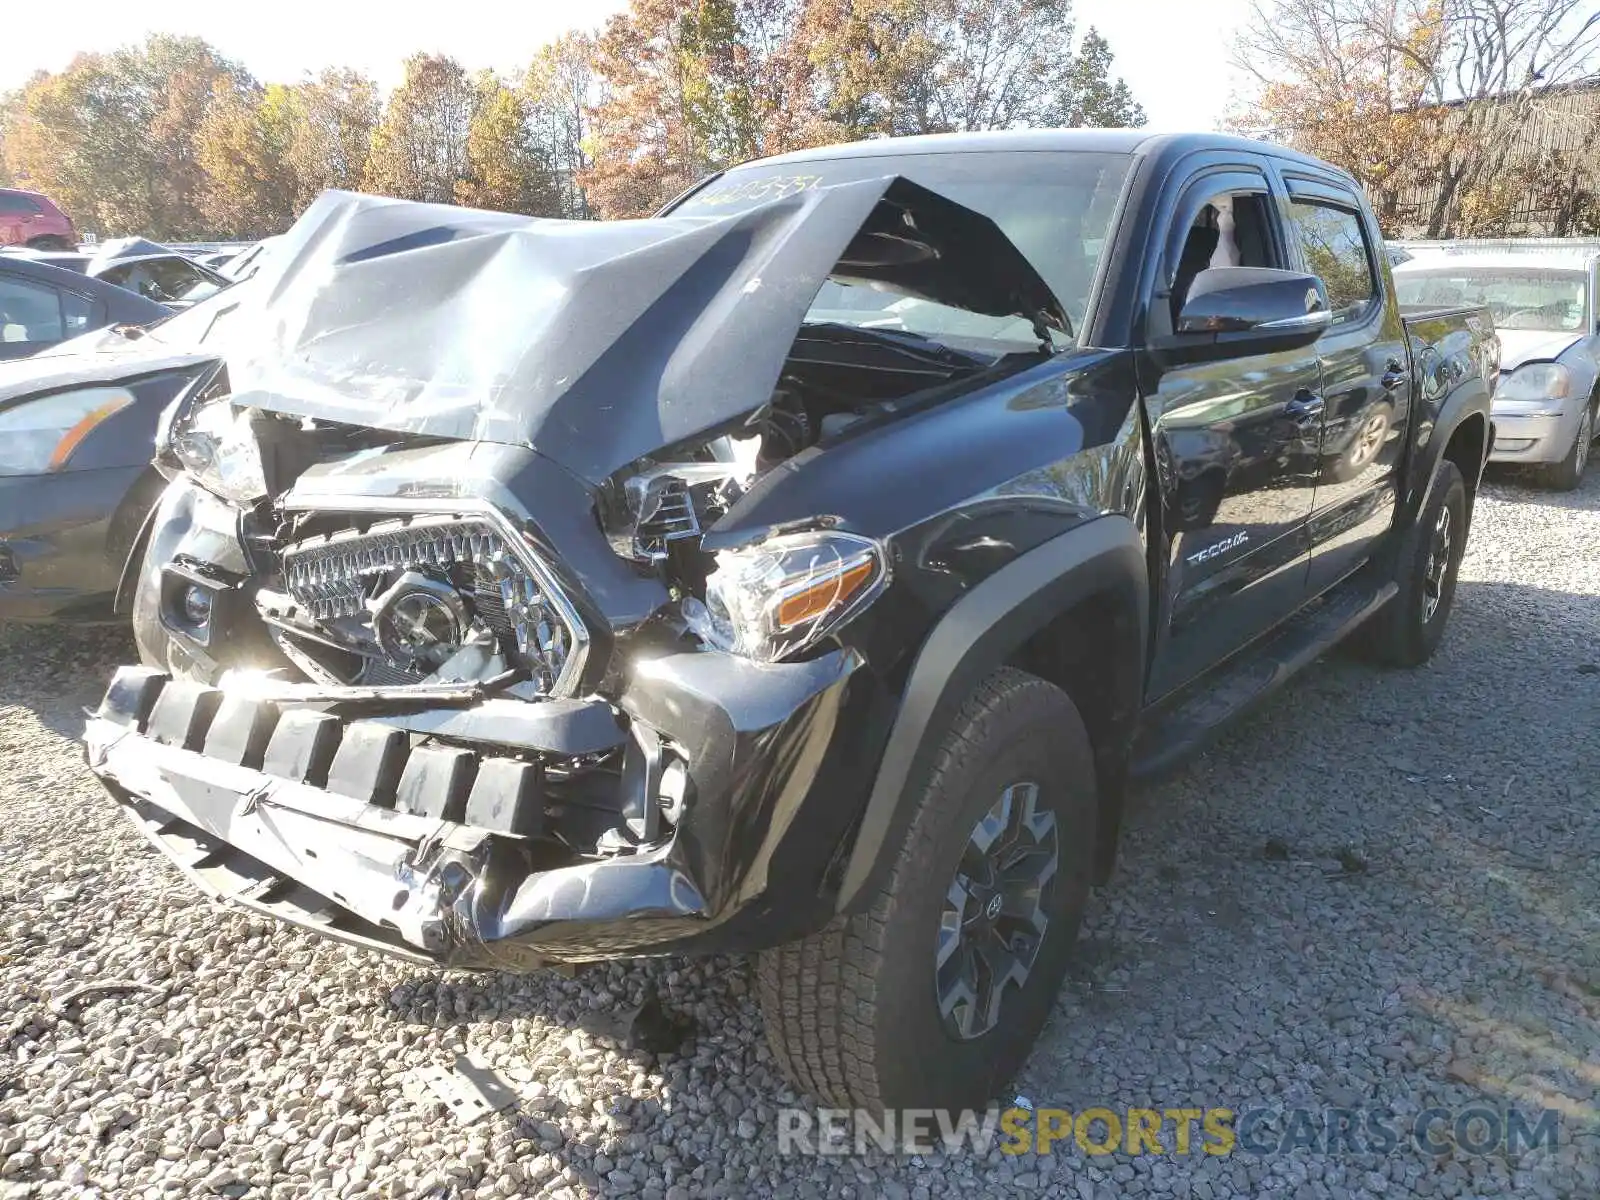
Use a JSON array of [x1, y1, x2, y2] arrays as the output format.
[[775, 558, 875, 629], [47, 393, 134, 471]]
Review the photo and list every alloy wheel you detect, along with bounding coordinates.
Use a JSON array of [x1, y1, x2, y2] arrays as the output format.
[[1422, 505, 1452, 624], [1352, 411, 1388, 467], [1578, 408, 1593, 476], [935, 781, 1059, 1040]]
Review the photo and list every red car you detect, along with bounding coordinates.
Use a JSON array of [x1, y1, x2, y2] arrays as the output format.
[[0, 188, 76, 250]]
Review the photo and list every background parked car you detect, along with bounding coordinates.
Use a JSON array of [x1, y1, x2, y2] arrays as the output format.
[[1394, 244, 1600, 490], [2, 238, 234, 309], [0, 255, 170, 361], [0, 288, 237, 620], [1, 248, 93, 272], [0, 189, 76, 250], [81, 240, 232, 310]]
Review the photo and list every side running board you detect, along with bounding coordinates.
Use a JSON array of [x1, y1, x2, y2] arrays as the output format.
[[1131, 571, 1397, 782]]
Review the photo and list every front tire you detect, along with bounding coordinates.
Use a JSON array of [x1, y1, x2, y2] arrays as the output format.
[[757, 668, 1097, 1110], [24, 235, 72, 251], [1362, 460, 1467, 667], [1537, 403, 1593, 492]]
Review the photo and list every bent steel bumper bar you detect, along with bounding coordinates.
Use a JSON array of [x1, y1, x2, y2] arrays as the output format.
[[84, 648, 868, 968]]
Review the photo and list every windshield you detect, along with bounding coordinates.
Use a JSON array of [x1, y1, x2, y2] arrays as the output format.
[[675, 151, 1133, 349], [101, 258, 227, 306], [1395, 267, 1588, 332]]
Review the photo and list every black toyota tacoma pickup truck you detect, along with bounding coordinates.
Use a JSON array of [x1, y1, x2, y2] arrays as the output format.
[[79, 130, 1498, 1112]]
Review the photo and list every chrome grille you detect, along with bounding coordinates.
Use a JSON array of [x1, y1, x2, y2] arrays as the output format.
[[280, 513, 583, 695], [284, 518, 504, 621]]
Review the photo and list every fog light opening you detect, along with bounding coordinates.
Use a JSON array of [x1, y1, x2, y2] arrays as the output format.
[[181, 584, 214, 627], [657, 755, 690, 826]]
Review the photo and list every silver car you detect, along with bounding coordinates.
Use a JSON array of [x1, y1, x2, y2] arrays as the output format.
[[1395, 248, 1599, 489]]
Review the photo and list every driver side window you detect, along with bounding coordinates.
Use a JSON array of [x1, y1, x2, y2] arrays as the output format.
[[1170, 190, 1278, 323]]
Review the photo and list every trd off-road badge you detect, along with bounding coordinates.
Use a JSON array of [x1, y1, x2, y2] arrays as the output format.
[[1186, 530, 1250, 567]]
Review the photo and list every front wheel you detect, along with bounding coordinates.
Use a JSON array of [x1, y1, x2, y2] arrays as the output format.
[[1537, 403, 1593, 492], [1362, 460, 1467, 667], [757, 668, 1097, 1110], [25, 235, 73, 251]]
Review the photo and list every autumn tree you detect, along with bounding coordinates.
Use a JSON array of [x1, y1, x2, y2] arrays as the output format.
[[584, 0, 1146, 217], [1049, 30, 1147, 128], [0, 36, 249, 239], [799, 0, 1144, 137], [195, 82, 297, 237], [584, 0, 812, 218], [281, 69, 381, 210], [1234, 0, 1600, 236], [454, 71, 561, 214], [524, 33, 600, 218], [363, 54, 476, 204]]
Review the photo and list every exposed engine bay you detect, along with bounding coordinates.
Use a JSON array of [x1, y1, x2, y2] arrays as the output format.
[[138, 178, 1063, 705], [596, 320, 1000, 566], [168, 317, 1008, 702]]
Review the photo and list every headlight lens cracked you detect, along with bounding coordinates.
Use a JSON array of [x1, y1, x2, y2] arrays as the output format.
[[685, 530, 888, 663], [169, 396, 269, 505]]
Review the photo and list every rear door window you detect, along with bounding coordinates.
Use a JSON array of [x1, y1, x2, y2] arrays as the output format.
[[1285, 200, 1378, 323], [61, 290, 97, 336], [0, 277, 65, 344]]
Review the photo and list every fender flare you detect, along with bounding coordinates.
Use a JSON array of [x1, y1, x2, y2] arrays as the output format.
[[835, 514, 1148, 912], [1404, 379, 1492, 532]]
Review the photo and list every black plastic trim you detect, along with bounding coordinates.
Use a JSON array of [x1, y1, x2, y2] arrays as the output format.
[[836, 515, 1147, 911]]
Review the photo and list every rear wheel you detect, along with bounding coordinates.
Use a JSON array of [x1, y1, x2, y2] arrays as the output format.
[[1537, 403, 1593, 492], [757, 668, 1097, 1110], [1362, 460, 1467, 667], [24, 235, 72, 251]]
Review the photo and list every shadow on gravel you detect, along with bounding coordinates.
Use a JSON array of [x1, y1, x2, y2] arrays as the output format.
[[1481, 463, 1600, 511], [0, 623, 134, 740], [379, 960, 760, 1193]]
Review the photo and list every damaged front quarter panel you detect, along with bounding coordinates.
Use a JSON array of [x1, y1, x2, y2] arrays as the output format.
[[89, 150, 1140, 971]]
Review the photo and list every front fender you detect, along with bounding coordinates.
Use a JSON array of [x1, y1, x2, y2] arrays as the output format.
[[1405, 375, 1493, 536], [835, 514, 1148, 913]]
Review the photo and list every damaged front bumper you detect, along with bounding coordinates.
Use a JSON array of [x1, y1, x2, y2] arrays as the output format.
[[84, 646, 874, 969]]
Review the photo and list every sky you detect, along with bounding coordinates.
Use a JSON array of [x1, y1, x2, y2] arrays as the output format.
[[0, 0, 1257, 132]]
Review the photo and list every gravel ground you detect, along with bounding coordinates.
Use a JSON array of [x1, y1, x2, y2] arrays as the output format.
[[2, 468, 1598, 1200]]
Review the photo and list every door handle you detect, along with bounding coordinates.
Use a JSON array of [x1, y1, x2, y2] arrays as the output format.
[[1380, 361, 1405, 391], [1284, 391, 1325, 424]]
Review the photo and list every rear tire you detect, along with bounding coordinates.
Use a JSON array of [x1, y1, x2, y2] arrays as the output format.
[[757, 668, 1097, 1110], [1537, 403, 1593, 492], [24, 235, 72, 251], [1362, 460, 1467, 667]]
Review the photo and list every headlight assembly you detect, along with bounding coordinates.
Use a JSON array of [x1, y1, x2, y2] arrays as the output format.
[[168, 396, 269, 506], [0, 387, 134, 475], [684, 530, 888, 663], [1497, 362, 1573, 404]]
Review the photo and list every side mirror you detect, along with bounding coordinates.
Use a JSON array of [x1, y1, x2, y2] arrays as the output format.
[[1176, 267, 1332, 346]]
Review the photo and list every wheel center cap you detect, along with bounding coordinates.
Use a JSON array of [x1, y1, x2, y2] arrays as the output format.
[[984, 892, 1004, 921]]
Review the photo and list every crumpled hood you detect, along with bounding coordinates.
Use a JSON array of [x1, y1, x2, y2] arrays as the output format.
[[1496, 329, 1585, 372], [208, 184, 1064, 484]]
